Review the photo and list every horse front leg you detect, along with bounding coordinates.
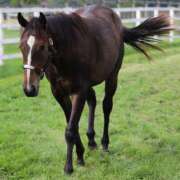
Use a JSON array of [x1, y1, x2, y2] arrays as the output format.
[[51, 86, 71, 122], [64, 89, 87, 174]]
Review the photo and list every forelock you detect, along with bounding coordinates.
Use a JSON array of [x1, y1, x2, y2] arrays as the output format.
[[29, 18, 42, 30]]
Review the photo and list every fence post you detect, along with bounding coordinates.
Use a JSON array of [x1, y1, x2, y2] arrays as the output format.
[[154, 8, 159, 40], [154, 8, 159, 17], [33, 11, 40, 17], [169, 8, 174, 42], [136, 8, 141, 26], [0, 13, 3, 65]]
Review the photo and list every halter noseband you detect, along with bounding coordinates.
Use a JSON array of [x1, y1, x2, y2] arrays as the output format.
[[23, 63, 45, 80], [24, 64, 35, 70], [23, 37, 54, 80]]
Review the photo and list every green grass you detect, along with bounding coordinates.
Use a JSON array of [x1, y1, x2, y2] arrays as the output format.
[[3, 29, 19, 55], [4, 29, 20, 39], [0, 39, 180, 179], [0, 59, 22, 79]]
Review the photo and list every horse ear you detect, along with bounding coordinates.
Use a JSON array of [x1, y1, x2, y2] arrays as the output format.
[[39, 12, 46, 27], [17, 13, 28, 28]]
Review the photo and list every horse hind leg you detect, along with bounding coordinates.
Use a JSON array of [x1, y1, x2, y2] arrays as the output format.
[[86, 88, 97, 150], [101, 75, 118, 151]]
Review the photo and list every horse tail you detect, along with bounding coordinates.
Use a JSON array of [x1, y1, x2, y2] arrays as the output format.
[[123, 15, 173, 59]]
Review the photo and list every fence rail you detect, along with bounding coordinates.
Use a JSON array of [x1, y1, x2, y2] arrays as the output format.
[[0, 7, 179, 65]]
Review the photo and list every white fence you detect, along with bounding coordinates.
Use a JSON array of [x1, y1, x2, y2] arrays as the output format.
[[0, 7, 179, 65]]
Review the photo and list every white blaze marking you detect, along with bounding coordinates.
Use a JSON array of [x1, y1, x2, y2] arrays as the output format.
[[26, 35, 35, 90]]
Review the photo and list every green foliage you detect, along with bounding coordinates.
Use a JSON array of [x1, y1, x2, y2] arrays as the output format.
[[10, 0, 40, 6], [47, 0, 67, 6]]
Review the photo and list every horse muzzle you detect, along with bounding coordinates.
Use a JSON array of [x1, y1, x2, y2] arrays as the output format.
[[23, 85, 38, 97]]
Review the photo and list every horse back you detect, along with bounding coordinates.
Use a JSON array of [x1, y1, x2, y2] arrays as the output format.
[[75, 5, 124, 83]]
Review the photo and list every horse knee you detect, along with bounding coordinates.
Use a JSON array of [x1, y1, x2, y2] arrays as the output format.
[[65, 128, 77, 144]]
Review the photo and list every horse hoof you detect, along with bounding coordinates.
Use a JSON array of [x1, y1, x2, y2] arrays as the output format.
[[88, 141, 97, 150], [64, 165, 73, 175], [77, 158, 85, 166], [102, 145, 109, 152]]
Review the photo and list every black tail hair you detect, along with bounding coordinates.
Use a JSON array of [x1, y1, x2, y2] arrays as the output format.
[[123, 15, 173, 59]]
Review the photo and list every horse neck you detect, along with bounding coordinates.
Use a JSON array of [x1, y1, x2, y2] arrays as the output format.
[[47, 13, 87, 49], [47, 14, 88, 68]]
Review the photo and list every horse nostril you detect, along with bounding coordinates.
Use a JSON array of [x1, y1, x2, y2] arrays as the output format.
[[31, 85, 36, 93], [23, 85, 38, 97]]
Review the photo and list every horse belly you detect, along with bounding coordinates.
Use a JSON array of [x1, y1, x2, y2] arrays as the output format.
[[89, 40, 121, 83]]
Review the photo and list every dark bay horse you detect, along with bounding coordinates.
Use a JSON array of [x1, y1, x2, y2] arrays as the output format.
[[17, 5, 171, 174]]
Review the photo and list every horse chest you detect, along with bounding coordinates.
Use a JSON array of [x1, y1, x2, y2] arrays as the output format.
[[56, 77, 81, 94]]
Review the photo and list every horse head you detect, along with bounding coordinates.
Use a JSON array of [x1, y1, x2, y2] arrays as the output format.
[[18, 12, 53, 97]]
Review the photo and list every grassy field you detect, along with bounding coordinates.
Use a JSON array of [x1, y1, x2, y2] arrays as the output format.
[[0, 37, 180, 179]]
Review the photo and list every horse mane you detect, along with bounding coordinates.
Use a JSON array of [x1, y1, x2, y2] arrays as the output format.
[[47, 13, 88, 49]]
